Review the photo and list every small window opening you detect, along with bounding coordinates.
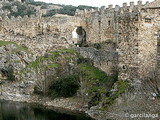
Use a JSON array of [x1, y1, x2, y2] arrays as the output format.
[[108, 20, 111, 26], [145, 18, 151, 23], [135, 15, 138, 21], [122, 65, 126, 70]]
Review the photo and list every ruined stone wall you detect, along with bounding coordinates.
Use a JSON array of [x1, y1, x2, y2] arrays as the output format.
[[76, 47, 118, 75], [84, 1, 143, 80], [1, 0, 160, 80], [80, 0, 159, 80], [0, 15, 85, 37], [85, 11, 100, 43], [0, 15, 88, 55], [84, 6, 115, 44], [99, 6, 115, 43]]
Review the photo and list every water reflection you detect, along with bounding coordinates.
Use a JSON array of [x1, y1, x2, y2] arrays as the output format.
[[0, 100, 94, 120]]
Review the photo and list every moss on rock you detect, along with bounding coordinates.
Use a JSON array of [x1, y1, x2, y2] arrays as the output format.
[[0, 40, 28, 53], [77, 63, 118, 108], [101, 80, 129, 108]]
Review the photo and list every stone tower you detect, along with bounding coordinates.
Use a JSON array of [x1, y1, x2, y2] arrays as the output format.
[[75, 0, 160, 80]]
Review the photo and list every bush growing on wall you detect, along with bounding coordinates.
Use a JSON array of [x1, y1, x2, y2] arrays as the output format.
[[52, 75, 80, 97], [7, 65, 15, 81], [1, 65, 15, 81]]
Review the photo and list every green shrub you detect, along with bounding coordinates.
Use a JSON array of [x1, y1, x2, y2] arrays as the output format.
[[94, 43, 101, 49], [2, 4, 12, 10], [2, 65, 15, 81], [7, 70, 15, 81], [2, 2, 36, 17], [53, 75, 79, 97], [102, 80, 129, 108], [43, 4, 97, 17], [9, 3, 36, 17], [27, 1, 46, 6], [112, 80, 129, 99], [41, 5, 47, 9], [78, 63, 118, 108], [77, 5, 97, 10]]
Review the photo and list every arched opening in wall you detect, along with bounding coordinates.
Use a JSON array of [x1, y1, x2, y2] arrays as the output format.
[[72, 26, 86, 47], [122, 64, 126, 70]]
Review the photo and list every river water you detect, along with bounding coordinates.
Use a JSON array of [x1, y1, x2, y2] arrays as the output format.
[[0, 100, 94, 120]]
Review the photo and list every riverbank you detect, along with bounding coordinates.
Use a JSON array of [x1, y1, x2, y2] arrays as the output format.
[[0, 99, 94, 120], [0, 94, 88, 112], [0, 94, 108, 120]]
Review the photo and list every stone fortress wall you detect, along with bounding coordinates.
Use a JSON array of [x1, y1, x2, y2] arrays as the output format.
[[76, 0, 160, 80], [0, 15, 87, 55], [0, 0, 160, 80]]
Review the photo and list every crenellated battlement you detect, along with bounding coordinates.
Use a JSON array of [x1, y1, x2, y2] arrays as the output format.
[[75, 0, 144, 19], [74, 0, 160, 80]]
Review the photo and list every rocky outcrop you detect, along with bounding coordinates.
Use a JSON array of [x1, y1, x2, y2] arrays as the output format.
[[0, 45, 80, 103], [0, 43, 36, 100], [0, 43, 36, 81], [86, 79, 160, 120], [0, 45, 88, 114]]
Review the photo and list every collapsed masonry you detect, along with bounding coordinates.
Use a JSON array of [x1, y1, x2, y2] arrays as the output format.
[[0, 0, 160, 81]]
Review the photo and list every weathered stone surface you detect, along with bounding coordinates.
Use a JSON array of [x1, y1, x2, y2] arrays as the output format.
[[1, 1, 160, 81], [0, 44, 34, 78], [0, 1, 160, 119], [76, 47, 118, 75]]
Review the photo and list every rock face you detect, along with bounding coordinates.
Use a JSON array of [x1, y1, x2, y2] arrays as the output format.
[[0, 80, 34, 101], [0, 43, 35, 81], [0, 45, 91, 113], [85, 79, 160, 120], [0, 43, 36, 100], [0, 45, 80, 102]]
